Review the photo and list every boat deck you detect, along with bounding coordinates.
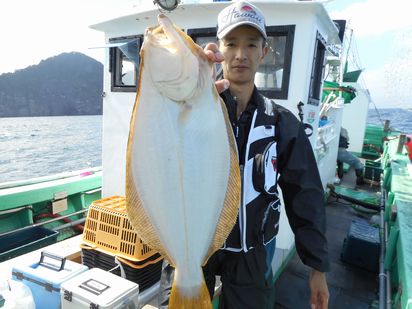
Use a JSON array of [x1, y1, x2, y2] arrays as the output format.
[[0, 169, 385, 308], [274, 169, 380, 308]]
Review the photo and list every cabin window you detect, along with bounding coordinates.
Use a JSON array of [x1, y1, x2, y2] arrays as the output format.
[[187, 28, 223, 79], [109, 36, 142, 92], [188, 27, 218, 47], [256, 25, 295, 99], [308, 32, 327, 106], [187, 25, 295, 100]]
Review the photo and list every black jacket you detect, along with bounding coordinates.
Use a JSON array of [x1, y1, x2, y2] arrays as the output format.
[[221, 88, 330, 272], [339, 134, 349, 148]]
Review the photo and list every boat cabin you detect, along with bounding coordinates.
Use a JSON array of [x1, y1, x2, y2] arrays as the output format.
[[90, 0, 344, 276], [91, 0, 342, 198]]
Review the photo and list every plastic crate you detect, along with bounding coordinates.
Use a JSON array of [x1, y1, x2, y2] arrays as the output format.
[[341, 219, 380, 272], [0, 227, 59, 262], [81, 244, 163, 292], [364, 160, 382, 182], [82, 196, 156, 262]]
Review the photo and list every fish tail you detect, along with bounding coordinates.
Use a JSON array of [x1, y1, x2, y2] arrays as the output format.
[[169, 280, 212, 309]]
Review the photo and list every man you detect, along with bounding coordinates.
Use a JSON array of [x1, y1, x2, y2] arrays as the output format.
[[337, 127, 365, 185], [160, 2, 330, 308]]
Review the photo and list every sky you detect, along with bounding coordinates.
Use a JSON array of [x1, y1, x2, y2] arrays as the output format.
[[325, 0, 412, 108], [0, 0, 411, 108]]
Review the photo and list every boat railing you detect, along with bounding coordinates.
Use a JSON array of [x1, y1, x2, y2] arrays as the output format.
[[0, 166, 102, 190]]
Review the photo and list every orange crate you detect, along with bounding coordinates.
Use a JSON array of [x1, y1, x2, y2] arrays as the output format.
[[82, 196, 156, 261]]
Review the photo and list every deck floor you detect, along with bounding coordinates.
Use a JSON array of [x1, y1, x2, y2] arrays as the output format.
[[274, 169, 380, 308]]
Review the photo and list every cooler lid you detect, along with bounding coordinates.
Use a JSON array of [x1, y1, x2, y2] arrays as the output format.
[[12, 251, 89, 288], [61, 268, 139, 306]]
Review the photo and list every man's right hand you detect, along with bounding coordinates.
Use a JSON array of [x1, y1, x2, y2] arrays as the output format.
[[309, 269, 329, 309], [204, 43, 230, 94]]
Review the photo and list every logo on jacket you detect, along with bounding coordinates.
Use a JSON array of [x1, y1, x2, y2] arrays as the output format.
[[271, 156, 277, 172]]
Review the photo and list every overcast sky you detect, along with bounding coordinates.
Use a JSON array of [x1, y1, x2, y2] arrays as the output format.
[[0, 0, 410, 108], [325, 0, 412, 108]]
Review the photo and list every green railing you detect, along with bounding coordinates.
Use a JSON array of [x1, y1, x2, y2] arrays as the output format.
[[0, 170, 102, 235], [382, 138, 412, 308]]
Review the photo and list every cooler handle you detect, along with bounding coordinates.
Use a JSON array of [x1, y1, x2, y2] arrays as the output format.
[[39, 251, 66, 271]]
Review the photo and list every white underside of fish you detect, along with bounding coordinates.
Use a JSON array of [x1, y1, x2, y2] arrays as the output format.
[[131, 73, 230, 288], [126, 15, 240, 305]]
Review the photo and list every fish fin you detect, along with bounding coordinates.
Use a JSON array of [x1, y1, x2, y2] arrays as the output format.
[[125, 165, 173, 263], [126, 88, 172, 262], [172, 24, 209, 62], [125, 47, 173, 263], [204, 98, 241, 261], [169, 279, 212, 309]]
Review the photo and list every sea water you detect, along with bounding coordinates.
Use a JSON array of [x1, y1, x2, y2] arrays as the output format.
[[368, 108, 412, 134], [0, 115, 102, 183], [0, 109, 411, 184]]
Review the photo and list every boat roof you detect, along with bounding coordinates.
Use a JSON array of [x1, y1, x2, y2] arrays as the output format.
[[90, 1, 340, 45]]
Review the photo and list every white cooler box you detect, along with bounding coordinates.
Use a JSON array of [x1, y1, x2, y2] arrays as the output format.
[[61, 267, 139, 309], [12, 251, 89, 309]]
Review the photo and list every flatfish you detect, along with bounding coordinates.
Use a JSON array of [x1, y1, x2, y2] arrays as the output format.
[[125, 14, 240, 308]]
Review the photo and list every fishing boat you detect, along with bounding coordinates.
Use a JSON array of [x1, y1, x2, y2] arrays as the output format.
[[1, 0, 411, 308], [0, 167, 102, 259]]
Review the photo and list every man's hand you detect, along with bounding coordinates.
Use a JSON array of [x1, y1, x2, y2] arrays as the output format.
[[309, 269, 329, 309], [204, 43, 229, 93]]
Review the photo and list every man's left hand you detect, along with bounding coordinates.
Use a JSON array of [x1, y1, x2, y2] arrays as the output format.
[[309, 269, 329, 309]]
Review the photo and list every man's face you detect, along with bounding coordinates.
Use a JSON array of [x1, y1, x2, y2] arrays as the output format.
[[219, 25, 268, 85]]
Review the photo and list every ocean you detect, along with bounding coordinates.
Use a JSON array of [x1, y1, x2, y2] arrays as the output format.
[[0, 109, 411, 184], [0, 115, 102, 184], [367, 108, 412, 134]]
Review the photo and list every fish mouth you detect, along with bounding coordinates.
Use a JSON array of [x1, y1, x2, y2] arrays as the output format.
[[158, 13, 170, 27], [144, 14, 181, 54], [143, 14, 202, 102]]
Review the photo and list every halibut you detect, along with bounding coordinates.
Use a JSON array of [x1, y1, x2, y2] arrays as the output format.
[[125, 14, 240, 309]]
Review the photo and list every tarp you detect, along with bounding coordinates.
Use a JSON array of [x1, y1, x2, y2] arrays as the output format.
[[322, 80, 357, 104], [334, 185, 380, 206], [343, 70, 362, 82]]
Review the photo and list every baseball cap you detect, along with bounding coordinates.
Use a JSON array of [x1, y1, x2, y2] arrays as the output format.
[[217, 1, 267, 40]]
